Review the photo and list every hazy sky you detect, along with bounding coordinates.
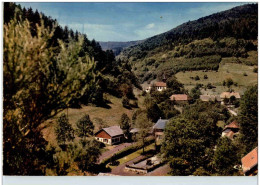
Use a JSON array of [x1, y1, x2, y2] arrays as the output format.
[[18, 2, 248, 42]]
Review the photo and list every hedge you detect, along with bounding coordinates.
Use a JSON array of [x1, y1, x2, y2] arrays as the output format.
[[100, 137, 155, 166]]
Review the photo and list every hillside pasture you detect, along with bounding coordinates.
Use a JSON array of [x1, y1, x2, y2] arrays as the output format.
[[41, 94, 143, 146], [175, 62, 257, 95]]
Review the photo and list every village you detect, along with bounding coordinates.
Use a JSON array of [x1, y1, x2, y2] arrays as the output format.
[[3, 3, 258, 181], [94, 80, 257, 176]]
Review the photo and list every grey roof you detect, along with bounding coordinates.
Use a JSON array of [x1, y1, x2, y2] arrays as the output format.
[[153, 119, 169, 130], [103, 126, 123, 137]]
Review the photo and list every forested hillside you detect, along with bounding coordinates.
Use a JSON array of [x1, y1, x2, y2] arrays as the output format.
[[118, 4, 258, 83], [3, 2, 139, 175]]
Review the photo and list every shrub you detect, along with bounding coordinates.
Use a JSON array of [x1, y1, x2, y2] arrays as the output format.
[[204, 75, 208, 79], [122, 96, 130, 108], [132, 100, 139, 108], [195, 75, 200, 81], [243, 72, 248, 76], [253, 67, 257, 73], [226, 78, 234, 88]]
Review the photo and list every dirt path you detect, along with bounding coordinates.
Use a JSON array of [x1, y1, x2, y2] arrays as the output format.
[[98, 142, 133, 163]]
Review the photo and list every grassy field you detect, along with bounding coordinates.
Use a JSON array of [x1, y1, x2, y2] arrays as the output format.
[[175, 61, 257, 95], [41, 94, 144, 146]]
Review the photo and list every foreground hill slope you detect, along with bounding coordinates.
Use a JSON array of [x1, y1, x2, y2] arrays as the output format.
[[118, 4, 258, 83]]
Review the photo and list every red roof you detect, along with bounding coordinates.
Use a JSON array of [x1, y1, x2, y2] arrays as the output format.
[[170, 94, 191, 101], [241, 147, 258, 173], [224, 120, 239, 129], [154, 82, 167, 87], [220, 92, 241, 99]]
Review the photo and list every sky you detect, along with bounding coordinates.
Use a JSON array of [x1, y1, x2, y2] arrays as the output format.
[[18, 2, 249, 42]]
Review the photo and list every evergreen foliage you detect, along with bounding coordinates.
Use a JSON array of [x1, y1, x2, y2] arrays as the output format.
[[76, 114, 94, 139], [239, 85, 258, 152], [119, 113, 131, 139], [55, 114, 75, 145]]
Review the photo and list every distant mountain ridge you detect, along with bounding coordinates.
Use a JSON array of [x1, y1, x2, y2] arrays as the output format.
[[116, 4, 258, 83], [99, 40, 143, 55]]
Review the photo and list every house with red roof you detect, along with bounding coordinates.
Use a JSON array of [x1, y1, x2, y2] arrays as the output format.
[[170, 94, 191, 103], [95, 126, 124, 145], [241, 147, 258, 176], [146, 81, 167, 92], [222, 120, 240, 139], [154, 82, 167, 91]]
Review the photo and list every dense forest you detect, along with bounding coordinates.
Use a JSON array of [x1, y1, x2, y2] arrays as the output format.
[[118, 4, 258, 83], [3, 2, 140, 175]]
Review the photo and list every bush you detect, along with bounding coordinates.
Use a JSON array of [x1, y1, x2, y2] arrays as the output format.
[[122, 96, 130, 108], [132, 100, 139, 108], [204, 75, 208, 79], [226, 78, 234, 88], [195, 75, 200, 81], [243, 72, 248, 76], [253, 67, 258, 73]]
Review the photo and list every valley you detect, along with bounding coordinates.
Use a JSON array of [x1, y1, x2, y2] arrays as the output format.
[[3, 2, 258, 178]]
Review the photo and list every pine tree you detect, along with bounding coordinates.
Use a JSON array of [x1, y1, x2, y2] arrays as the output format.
[[76, 114, 94, 140], [55, 114, 74, 145], [119, 113, 131, 139]]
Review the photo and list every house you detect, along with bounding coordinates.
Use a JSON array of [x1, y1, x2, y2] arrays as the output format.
[[220, 92, 241, 100], [153, 118, 168, 140], [222, 120, 239, 139], [95, 126, 124, 145], [241, 147, 258, 176], [170, 94, 191, 102], [200, 95, 221, 102], [145, 81, 167, 92], [154, 82, 167, 91]]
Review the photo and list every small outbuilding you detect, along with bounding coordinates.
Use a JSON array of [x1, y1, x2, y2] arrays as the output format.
[[95, 126, 124, 145], [170, 94, 191, 103]]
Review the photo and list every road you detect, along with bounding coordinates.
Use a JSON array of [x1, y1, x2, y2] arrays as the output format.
[[98, 142, 133, 163]]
